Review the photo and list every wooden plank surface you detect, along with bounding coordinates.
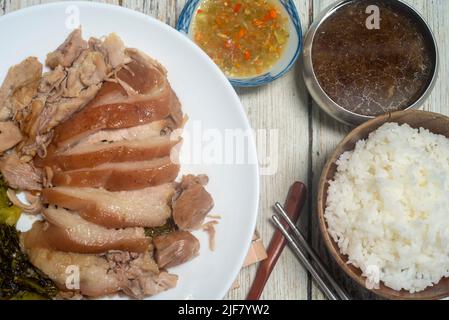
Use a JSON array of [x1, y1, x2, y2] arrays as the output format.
[[1, 0, 447, 300], [230, 0, 312, 300]]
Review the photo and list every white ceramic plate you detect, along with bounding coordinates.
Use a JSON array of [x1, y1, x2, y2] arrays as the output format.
[[0, 1, 259, 300]]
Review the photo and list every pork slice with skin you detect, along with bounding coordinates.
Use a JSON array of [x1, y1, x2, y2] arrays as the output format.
[[42, 184, 175, 228], [25, 207, 151, 253], [167, 88, 183, 129], [51, 49, 182, 149], [20, 242, 177, 298], [36, 84, 102, 136], [35, 121, 181, 171], [153, 231, 200, 269], [0, 151, 42, 190], [173, 175, 214, 230], [50, 156, 179, 191], [40, 119, 171, 164], [19, 30, 131, 159]]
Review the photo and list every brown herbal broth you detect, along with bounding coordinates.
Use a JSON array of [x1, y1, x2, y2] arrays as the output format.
[[312, 0, 434, 116]]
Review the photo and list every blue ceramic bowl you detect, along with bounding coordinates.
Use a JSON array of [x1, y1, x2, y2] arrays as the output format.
[[177, 0, 303, 87]]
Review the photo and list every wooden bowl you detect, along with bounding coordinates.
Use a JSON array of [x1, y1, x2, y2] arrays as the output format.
[[317, 110, 449, 300]]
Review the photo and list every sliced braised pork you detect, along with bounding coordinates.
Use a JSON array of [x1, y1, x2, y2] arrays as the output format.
[[51, 49, 183, 149], [0, 151, 42, 190], [20, 54, 105, 157], [23, 207, 150, 253], [50, 156, 180, 191], [42, 184, 175, 228], [21, 244, 177, 298], [153, 231, 200, 269], [173, 175, 214, 230]]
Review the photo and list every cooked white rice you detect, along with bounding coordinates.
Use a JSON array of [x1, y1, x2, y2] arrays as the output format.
[[325, 122, 449, 293]]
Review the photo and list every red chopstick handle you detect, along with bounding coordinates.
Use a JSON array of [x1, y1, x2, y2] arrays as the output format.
[[246, 181, 307, 300]]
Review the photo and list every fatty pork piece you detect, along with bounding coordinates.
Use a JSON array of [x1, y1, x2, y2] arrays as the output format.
[[0, 57, 42, 121], [173, 175, 214, 230], [35, 120, 181, 171], [50, 156, 180, 191], [42, 184, 175, 228], [51, 48, 183, 150], [23, 206, 150, 253], [21, 243, 177, 298], [153, 231, 200, 269]]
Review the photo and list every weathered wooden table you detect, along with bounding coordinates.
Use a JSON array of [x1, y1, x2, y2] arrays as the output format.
[[2, 0, 448, 300]]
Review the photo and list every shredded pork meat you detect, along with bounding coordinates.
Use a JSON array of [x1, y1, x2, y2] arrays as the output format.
[[46, 29, 88, 69], [201, 220, 219, 251], [0, 151, 42, 190], [0, 57, 42, 121], [19, 32, 129, 159], [21, 243, 177, 299], [173, 175, 214, 230]]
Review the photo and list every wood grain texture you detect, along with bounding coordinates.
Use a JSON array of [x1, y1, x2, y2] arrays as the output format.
[[231, 0, 312, 300], [247, 182, 307, 300], [1, 0, 448, 300]]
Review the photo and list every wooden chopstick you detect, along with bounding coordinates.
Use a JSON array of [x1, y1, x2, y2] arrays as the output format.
[[246, 181, 307, 300]]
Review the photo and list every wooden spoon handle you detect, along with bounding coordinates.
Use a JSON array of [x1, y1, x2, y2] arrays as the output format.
[[246, 181, 307, 300]]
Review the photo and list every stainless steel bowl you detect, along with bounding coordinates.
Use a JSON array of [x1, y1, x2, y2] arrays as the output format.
[[302, 0, 439, 126]]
